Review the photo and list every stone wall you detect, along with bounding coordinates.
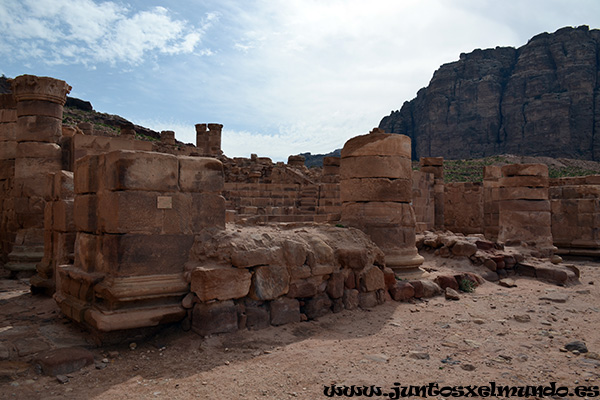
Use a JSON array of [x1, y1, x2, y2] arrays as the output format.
[[550, 176, 600, 256], [0, 94, 17, 262], [412, 170, 435, 233], [443, 182, 484, 235], [420, 157, 444, 229], [483, 166, 502, 241]]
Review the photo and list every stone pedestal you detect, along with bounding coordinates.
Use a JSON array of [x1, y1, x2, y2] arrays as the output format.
[[5, 75, 70, 277], [498, 164, 555, 256], [340, 129, 423, 274]]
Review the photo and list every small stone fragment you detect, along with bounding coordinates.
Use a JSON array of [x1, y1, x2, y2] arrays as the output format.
[[461, 364, 476, 371], [565, 341, 588, 353], [445, 287, 460, 301], [498, 278, 517, 288], [56, 375, 69, 384], [408, 351, 430, 360], [514, 314, 531, 323]]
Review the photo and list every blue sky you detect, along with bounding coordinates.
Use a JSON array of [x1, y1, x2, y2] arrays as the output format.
[[1, 0, 599, 161]]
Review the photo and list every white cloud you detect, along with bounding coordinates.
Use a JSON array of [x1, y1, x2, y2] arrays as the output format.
[[0, 0, 214, 66]]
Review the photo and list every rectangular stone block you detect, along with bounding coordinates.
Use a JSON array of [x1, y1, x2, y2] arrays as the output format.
[[97, 234, 194, 276], [501, 163, 548, 177], [0, 159, 15, 179], [341, 201, 415, 227], [74, 233, 99, 272], [103, 150, 178, 192], [0, 141, 16, 160], [97, 191, 168, 234], [71, 134, 153, 162], [499, 199, 550, 212], [341, 133, 411, 158], [499, 175, 549, 188], [53, 200, 75, 232], [16, 100, 63, 119], [192, 301, 238, 336], [190, 265, 252, 301], [340, 178, 412, 203], [54, 231, 76, 266], [499, 186, 548, 200], [0, 123, 17, 142], [74, 194, 98, 233], [499, 210, 551, 226], [74, 154, 102, 194], [340, 156, 412, 180], [16, 116, 62, 143], [54, 170, 74, 200], [178, 156, 224, 193]]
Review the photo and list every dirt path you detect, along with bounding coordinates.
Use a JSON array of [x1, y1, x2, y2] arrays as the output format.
[[1, 258, 599, 400]]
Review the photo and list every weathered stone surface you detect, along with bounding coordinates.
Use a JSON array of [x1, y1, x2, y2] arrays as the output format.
[[343, 288, 359, 310], [16, 116, 62, 142], [389, 281, 415, 301], [501, 164, 548, 177], [73, 194, 97, 233], [342, 202, 416, 227], [420, 280, 442, 298], [270, 297, 301, 326], [103, 150, 178, 192], [248, 265, 290, 300], [340, 178, 412, 203], [178, 156, 224, 193], [434, 275, 459, 291], [326, 271, 345, 299], [244, 305, 270, 330], [34, 347, 93, 376], [341, 132, 411, 158], [303, 293, 332, 319], [192, 301, 238, 336], [379, 27, 600, 162], [451, 241, 478, 257], [287, 277, 320, 298], [340, 155, 412, 180], [191, 265, 252, 301], [358, 291, 378, 309], [445, 287, 460, 300], [359, 265, 385, 292]]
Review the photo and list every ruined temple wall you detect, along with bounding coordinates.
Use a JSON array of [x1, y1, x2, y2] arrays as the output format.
[[483, 166, 502, 241], [412, 170, 435, 233], [0, 94, 17, 260], [55, 150, 225, 332], [550, 176, 600, 255], [443, 182, 484, 235], [223, 182, 304, 222]]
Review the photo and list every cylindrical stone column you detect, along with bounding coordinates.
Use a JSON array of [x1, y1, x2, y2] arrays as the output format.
[[6, 75, 71, 277], [340, 129, 424, 274], [195, 123, 223, 156]]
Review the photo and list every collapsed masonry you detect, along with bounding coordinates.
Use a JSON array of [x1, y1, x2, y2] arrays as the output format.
[[0, 74, 596, 339]]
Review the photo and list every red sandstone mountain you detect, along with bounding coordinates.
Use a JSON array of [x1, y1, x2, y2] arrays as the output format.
[[379, 25, 600, 161]]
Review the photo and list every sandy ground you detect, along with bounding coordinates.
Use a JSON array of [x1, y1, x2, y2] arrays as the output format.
[[1, 255, 599, 400]]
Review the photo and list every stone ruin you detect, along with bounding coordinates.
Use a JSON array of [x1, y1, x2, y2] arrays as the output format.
[[0, 74, 595, 340]]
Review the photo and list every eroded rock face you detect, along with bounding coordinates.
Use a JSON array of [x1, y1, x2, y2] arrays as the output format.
[[380, 26, 600, 161]]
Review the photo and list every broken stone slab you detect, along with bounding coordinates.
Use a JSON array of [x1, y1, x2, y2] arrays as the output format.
[[498, 278, 517, 288], [34, 347, 94, 376], [445, 287, 460, 300], [359, 265, 385, 292], [248, 265, 290, 301], [539, 293, 569, 303]]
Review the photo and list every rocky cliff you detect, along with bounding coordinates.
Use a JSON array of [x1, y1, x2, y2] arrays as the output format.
[[379, 26, 600, 160]]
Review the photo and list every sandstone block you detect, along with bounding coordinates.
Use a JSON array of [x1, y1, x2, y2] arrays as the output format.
[[499, 210, 551, 227], [323, 156, 341, 167], [499, 186, 548, 200], [343, 289, 359, 310], [191, 265, 252, 301], [192, 301, 238, 336], [335, 247, 371, 270], [340, 155, 412, 180], [360, 265, 385, 292], [451, 241, 478, 257], [499, 175, 549, 188], [16, 115, 62, 142], [501, 164, 548, 177], [287, 277, 320, 298], [0, 141, 16, 160], [341, 132, 411, 158], [231, 247, 284, 268], [97, 234, 194, 276], [104, 150, 178, 192], [53, 171, 74, 200], [282, 240, 307, 268], [358, 291, 378, 309], [434, 275, 459, 291], [34, 347, 94, 376], [420, 280, 442, 298], [73, 233, 98, 272], [73, 194, 98, 233], [244, 305, 270, 330], [178, 156, 224, 193], [74, 155, 102, 194], [326, 271, 345, 299], [389, 281, 415, 301], [270, 297, 301, 326], [189, 193, 226, 231], [483, 165, 502, 180], [499, 199, 551, 212], [340, 178, 412, 202], [303, 293, 332, 319], [248, 265, 290, 300], [53, 200, 74, 232], [342, 201, 416, 226]]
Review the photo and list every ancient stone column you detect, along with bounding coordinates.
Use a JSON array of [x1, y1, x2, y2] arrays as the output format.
[[498, 164, 555, 256], [0, 94, 18, 261], [5, 75, 70, 277], [160, 130, 176, 145], [195, 123, 222, 156], [340, 129, 424, 274], [287, 155, 305, 168]]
